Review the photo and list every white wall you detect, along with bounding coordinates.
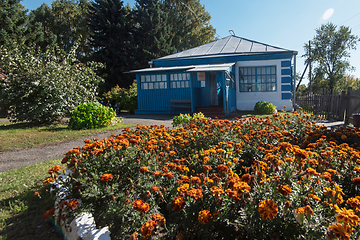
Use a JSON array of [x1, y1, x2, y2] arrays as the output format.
[[235, 59, 292, 111]]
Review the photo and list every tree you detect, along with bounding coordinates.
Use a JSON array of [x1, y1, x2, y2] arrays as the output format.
[[0, 44, 103, 124], [29, 0, 91, 57], [29, 3, 57, 51], [87, 0, 135, 91], [0, 0, 43, 48], [334, 74, 360, 92], [304, 23, 359, 91], [134, 0, 176, 69], [164, 0, 216, 52]]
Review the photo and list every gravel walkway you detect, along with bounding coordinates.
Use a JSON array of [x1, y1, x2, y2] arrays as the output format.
[[0, 114, 174, 173], [0, 114, 346, 173]]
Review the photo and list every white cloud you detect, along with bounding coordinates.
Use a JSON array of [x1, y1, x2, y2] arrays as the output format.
[[322, 8, 334, 20]]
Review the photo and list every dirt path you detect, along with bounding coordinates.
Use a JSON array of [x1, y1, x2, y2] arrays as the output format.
[[0, 114, 174, 173]]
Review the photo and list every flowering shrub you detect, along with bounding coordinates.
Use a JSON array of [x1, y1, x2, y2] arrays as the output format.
[[254, 100, 277, 114], [68, 102, 117, 130], [44, 110, 360, 239]]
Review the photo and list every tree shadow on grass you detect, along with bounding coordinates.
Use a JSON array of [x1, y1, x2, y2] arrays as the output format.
[[0, 188, 64, 240]]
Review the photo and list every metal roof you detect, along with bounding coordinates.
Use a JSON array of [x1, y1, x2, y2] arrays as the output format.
[[129, 63, 235, 73], [156, 35, 296, 61]]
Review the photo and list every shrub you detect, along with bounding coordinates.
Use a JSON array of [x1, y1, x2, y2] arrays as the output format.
[[44, 111, 360, 239], [172, 112, 206, 127], [0, 45, 103, 124], [68, 102, 116, 130], [254, 101, 277, 114], [104, 81, 138, 114]]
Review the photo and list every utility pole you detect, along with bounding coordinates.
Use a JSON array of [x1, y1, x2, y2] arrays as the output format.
[[308, 40, 312, 93]]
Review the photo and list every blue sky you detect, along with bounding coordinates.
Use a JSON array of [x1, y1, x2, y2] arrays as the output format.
[[21, 0, 360, 85]]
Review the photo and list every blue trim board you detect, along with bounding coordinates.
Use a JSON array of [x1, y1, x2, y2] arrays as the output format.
[[281, 60, 291, 67], [282, 93, 292, 100], [153, 52, 294, 68], [281, 77, 292, 83], [281, 68, 291, 75], [281, 84, 292, 91]]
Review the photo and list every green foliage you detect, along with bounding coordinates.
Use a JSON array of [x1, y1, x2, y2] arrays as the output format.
[[254, 101, 277, 114], [172, 112, 205, 127], [103, 81, 138, 114], [0, 44, 103, 124], [68, 102, 116, 130], [0, 0, 43, 49], [164, 0, 217, 52], [334, 74, 360, 92], [88, 0, 135, 91], [304, 22, 359, 91]]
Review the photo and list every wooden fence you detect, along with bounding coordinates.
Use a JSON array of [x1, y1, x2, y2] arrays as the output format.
[[295, 87, 360, 124]]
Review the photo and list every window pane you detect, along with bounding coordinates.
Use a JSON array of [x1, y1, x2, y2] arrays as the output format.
[[156, 75, 161, 81], [146, 75, 151, 82], [162, 74, 167, 81], [149, 83, 153, 89], [154, 82, 159, 89], [171, 82, 175, 88], [185, 81, 189, 88], [271, 67, 276, 74], [174, 74, 178, 81], [179, 74, 183, 80], [181, 81, 185, 88], [159, 82, 164, 89], [141, 76, 145, 82], [164, 82, 167, 89], [170, 74, 174, 81], [176, 81, 181, 88], [186, 73, 190, 80], [143, 83, 148, 89], [151, 75, 156, 82]]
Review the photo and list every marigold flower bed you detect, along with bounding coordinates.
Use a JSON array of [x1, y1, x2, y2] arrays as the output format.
[[44, 111, 360, 239]]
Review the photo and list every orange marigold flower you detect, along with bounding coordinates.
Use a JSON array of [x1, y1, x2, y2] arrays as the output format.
[[177, 184, 189, 193], [241, 174, 252, 183], [278, 142, 292, 151], [346, 197, 360, 209], [130, 232, 138, 240], [48, 165, 61, 174], [153, 171, 162, 177], [43, 177, 55, 186], [258, 199, 278, 220], [151, 186, 159, 192], [65, 199, 79, 211], [171, 196, 185, 211], [341, 135, 347, 140], [140, 202, 150, 214], [309, 193, 321, 202], [198, 210, 212, 224], [328, 223, 351, 240], [133, 199, 144, 211], [352, 177, 360, 185], [169, 151, 176, 156], [217, 164, 229, 173], [210, 186, 224, 197], [203, 165, 212, 173], [295, 205, 313, 216], [354, 166, 360, 173], [100, 173, 113, 182], [322, 172, 332, 182], [186, 188, 203, 201], [285, 200, 292, 209], [164, 172, 175, 179], [124, 198, 131, 205], [277, 184, 292, 196], [140, 220, 156, 240], [140, 166, 149, 173], [151, 213, 166, 226], [335, 207, 359, 226], [190, 176, 201, 185]]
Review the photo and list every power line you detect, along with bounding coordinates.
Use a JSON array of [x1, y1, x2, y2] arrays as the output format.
[[340, 11, 360, 25]]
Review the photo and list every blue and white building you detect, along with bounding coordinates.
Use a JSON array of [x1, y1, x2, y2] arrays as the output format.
[[130, 35, 297, 117]]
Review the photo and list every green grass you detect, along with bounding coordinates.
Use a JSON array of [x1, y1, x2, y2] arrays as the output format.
[[0, 159, 64, 240], [0, 118, 133, 151]]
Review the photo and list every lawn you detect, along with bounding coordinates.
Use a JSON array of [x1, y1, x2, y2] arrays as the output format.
[[0, 159, 64, 240], [0, 117, 133, 151]]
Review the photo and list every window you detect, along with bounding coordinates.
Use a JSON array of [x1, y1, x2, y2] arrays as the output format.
[[239, 66, 276, 92], [170, 73, 190, 88], [140, 74, 167, 90]]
